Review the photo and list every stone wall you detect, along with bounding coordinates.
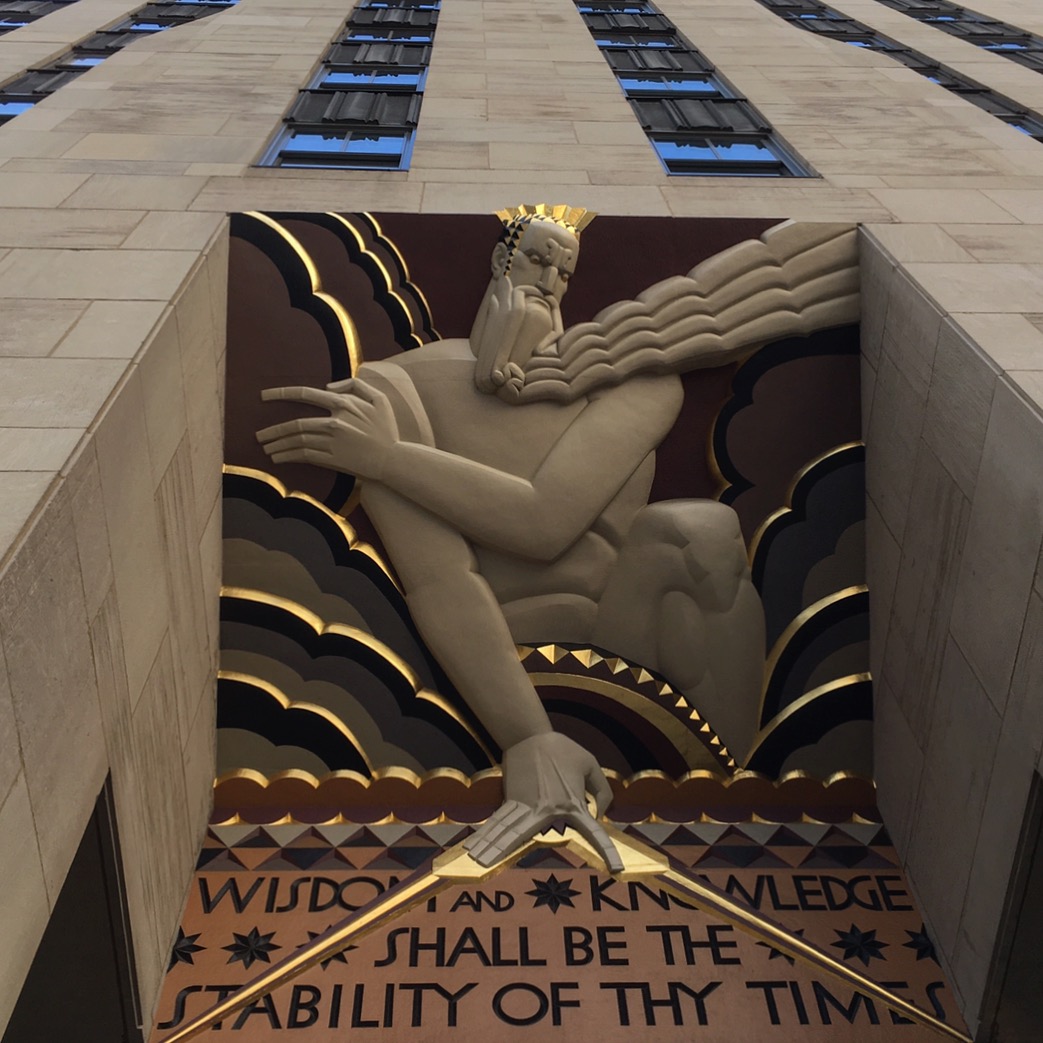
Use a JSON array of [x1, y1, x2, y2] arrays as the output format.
[[863, 226, 1043, 1037]]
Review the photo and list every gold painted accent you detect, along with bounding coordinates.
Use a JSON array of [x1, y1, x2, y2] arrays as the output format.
[[219, 670, 375, 773], [222, 464, 399, 590], [325, 212, 440, 350], [161, 824, 969, 1043], [747, 672, 872, 763], [758, 583, 868, 727], [244, 211, 361, 374], [223, 585, 422, 688], [652, 862, 971, 1042], [494, 203, 597, 236], [212, 764, 875, 824], [747, 440, 865, 565], [536, 643, 569, 664], [528, 672, 726, 774], [220, 586, 495, 764]]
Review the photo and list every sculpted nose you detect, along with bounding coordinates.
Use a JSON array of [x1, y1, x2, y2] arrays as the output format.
[[538, 265, 558, 295]]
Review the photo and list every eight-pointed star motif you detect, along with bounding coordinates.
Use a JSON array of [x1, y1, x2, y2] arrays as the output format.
[[526, 874, 581, 914], [298, 929, 358, 971], [756, 927, 806, 964], [168, 927, 205, 971], [223, 927, 281, 969], [831, 923, 888, 966], [903, 924, 938, 963]]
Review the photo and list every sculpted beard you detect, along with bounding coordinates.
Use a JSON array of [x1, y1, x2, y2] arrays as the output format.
[[471, 278, 562, 402]]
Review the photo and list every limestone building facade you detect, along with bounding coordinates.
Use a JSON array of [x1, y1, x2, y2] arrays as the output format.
[[1, 0, 1043, 1038]]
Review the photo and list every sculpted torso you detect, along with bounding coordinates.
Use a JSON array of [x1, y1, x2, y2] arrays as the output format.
[[360, 337, 676, 611], [258, 211, 769, 871]]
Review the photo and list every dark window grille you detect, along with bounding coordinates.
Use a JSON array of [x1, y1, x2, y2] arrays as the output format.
[[756, 0, 1043, 142], [0, 0, 81, 37], [574, 0, 807, 175], [871, 0, 1043, 74], [0, 0, 237, 125], [258, 0, 438, 170]]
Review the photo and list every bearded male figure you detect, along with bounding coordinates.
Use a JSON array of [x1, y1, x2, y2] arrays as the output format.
[[257, 206, 860, 871]]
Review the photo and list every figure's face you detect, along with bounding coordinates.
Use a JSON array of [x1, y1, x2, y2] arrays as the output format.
[[471, 219, 581, 399], [503, 222, 579, 303]]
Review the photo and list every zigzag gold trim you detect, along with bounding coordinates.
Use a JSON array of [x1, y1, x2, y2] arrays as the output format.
[[519, 644, 736, 771], [528, 671, 726, 774]]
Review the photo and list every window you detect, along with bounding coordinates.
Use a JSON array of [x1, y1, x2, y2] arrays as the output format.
[[0, 1, 81, 38], [574, 0, 807, 175], [756, 0, 1043, 142], [0, 0, 238, 125], [871, 0, 1043, 74], [259, 0, 438, 171]]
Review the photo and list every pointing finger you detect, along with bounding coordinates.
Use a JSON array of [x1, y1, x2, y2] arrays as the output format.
[[261, 386, 344, 411], [270, 448, 334, 467], [260, 433, 330, 456], [256, 417, 328, 443]]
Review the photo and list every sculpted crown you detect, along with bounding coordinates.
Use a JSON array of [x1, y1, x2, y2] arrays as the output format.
[[495, 204, 597, 250]]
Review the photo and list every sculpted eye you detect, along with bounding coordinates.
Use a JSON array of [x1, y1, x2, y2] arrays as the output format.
[[527, 251, 543, 264]]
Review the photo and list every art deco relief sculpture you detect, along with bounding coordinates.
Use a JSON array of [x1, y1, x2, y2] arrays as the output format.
[[257, 205, 860, 871]]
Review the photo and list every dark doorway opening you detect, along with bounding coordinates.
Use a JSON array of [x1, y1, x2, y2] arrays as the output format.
[[980, 771, 1043, 1042], [3, 778, 143, 1043]]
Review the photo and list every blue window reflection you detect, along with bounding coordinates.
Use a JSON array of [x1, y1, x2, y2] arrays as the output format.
[[620, 75, 716, 94]]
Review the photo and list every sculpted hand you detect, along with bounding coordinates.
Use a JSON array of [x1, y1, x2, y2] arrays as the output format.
[[465, 732, 623, 873], [256, 379, 399, 480]]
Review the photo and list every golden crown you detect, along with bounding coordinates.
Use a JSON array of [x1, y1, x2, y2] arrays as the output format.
[[494, 204, 597, 239]]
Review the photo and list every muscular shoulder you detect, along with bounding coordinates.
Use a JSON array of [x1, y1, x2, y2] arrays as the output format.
[[588, 371, 684, 415], [360, 338, 473, 375]]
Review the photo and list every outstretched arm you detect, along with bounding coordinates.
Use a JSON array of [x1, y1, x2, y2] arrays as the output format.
[[257, 372, 682, 561]]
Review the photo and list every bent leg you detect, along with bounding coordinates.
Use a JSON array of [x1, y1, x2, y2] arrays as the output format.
[[592, 500, 765, 764], [360, 481, 553, 751]]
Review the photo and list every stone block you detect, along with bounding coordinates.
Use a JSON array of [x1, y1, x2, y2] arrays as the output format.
[[873, 676, 923, 857], [0, 357, 125, 427], [156, 441, 211, 752], [0, 472, 55, 556], [949, 379, 1043, 709], [865, 350, 926, 543], [93, 370, 170, 701], [0, 248, 197, 302], [0, 481, 106, 904], [858, 229, 896, 371], [65, 442, 113, 621], [139, 310, 187, 485], [0, 428, 81, 472], [0, 299, 86, 358], [905, 639, 1001, 958], [0, 777, 50, 1037], [883, 443, 970, 743], [882, 268, 942, 396], [930, 319, 1001, 501], [53, 299, 167, 360]]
